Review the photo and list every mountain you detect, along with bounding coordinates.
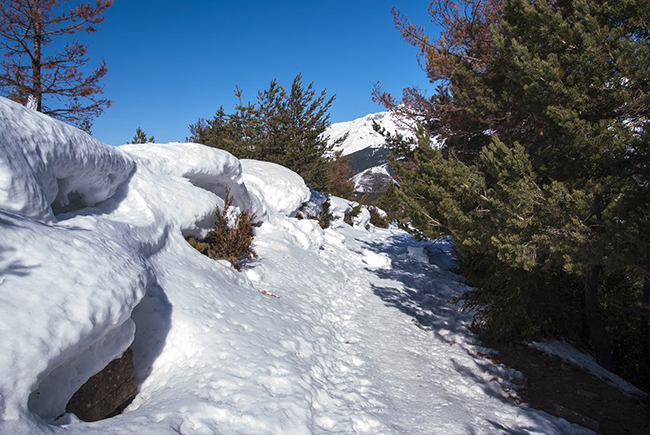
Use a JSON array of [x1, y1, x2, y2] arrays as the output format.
[[326, 111, 414, 157], [325, 111, 415, 194]]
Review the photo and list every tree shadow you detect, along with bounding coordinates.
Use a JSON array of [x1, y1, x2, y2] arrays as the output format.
[[361, 232, 474, 341], [1, 212, 37, 279], [0, 246, 36, 278], [450, 357, 511, 403], [361, 233, 590, 433], [362, 233, 511, 404]]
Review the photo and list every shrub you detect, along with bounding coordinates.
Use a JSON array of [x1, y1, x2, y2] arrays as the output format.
[[188, 73, 335, 190], [187, 188, 257, 270], [344, 193, 369, 226], [318, 198, 334, 229], [368, 206, 390, 228], [343, 202, 362, 226]]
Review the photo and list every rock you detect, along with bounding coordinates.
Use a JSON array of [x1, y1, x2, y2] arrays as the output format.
[[554, 403, 600, 432], [576, 389, 599, 401], [66, 348, 137, 422]]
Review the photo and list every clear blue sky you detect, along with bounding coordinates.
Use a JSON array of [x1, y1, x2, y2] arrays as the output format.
[[85, 1, 440, 145]]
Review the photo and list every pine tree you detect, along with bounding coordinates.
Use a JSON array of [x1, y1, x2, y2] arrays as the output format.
[[188, 73, 337, 191], [0, 0, 113, 131], [127, 127, 154, 144], [382, 0, 650, 380]]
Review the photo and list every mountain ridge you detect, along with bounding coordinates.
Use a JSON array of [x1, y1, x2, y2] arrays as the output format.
[[325, 110, 413, 194]]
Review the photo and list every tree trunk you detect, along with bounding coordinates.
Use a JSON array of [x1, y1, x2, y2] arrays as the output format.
[[584, 265, 613, 368], [639, 265, 650, 384], [31, 1, 43, 111]]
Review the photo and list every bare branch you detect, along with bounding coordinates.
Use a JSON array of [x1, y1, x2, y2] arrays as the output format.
[[0, 0, 113, 129]]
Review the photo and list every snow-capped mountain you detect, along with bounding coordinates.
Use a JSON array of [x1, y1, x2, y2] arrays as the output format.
[[325, 111, 415, 193], [351, 163, 394, 194], [326, 110, 415, 158]]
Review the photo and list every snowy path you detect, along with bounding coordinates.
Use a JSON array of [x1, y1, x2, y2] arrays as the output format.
[[239, 222, 591, 434], [1, 97, 592, 434]]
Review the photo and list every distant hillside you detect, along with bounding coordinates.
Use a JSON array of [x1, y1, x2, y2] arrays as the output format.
[[326, 111, 414, 158], [325, 111, 414, 195]]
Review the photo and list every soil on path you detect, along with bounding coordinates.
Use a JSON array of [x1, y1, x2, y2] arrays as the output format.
[[488, 344, 650, 435]]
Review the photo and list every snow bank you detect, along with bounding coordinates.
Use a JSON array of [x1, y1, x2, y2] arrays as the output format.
[[240, 159, 310, 217], [329, 195, 352, 220], [0, 97, 134, 222], [122, 143, 264, 222], [0, 97, 262, 431]]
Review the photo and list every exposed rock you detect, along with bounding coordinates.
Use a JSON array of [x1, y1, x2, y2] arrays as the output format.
[[66, 348, 137, 422], [487, 343, 650, 435], [554, 404, 600, 432], [576, 389, 599, 401]]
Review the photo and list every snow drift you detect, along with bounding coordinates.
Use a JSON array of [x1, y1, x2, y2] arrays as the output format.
[[0, 97, 593, 434]]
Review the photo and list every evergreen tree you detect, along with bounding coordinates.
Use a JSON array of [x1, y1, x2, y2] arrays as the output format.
[[189, 73, 337, 191], [382, 0, 650, 382], [0, 0, 113, 131], [127, 127, 154, 144]]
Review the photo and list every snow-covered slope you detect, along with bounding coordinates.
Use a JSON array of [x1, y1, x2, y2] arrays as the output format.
[[0, 97, 591, 434], [351, 163, 394, 194], [325, 111, 415, 157], [325, 111, 412, 193]]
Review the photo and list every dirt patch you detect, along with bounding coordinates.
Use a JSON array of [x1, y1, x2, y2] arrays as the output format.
[[487, 344, 650, 434]]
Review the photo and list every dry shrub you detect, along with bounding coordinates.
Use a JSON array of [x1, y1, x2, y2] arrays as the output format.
[[187, 188, 257, 270], [318, 198, 334, 229], [343, 202, 362, 226], [344, 193, 369, 225], [368, 206, 390, 228]]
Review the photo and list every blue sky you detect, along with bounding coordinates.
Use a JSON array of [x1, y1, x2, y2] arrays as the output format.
[[85, 1, 439, 145]]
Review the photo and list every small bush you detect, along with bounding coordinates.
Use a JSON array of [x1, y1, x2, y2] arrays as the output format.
[[368, 206, 390, 228], [344, 193, 369, 226], [318, 198, 334, 229], [187, 188, 257, 270], [344, 202, 362, 226]]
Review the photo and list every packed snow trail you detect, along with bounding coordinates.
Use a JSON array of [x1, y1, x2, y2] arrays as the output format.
[[0, 97, 591, 434]]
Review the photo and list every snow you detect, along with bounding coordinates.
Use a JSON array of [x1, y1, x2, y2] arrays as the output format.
[[351, 163, 394, 193], [240, 159, 310, 218], [328, 195, 353, 220], [0, 96, 597, 434], [325, 111, 415, 156], [0, 99, 133, 222]]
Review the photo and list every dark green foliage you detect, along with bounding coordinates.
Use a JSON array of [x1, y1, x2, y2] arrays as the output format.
[[188, 74, 337, 191], [385, 0, 650, 384], [186, 189, 257, 270], [127, 127, 154, 144], [375, 184, 404, 224], [371, 120, 418, 162]]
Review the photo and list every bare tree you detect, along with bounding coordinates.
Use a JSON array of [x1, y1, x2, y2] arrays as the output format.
[[0, 0, 113, 131]]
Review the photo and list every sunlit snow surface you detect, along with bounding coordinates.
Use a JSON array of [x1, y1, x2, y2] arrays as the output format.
[[0, 97, 591, 434], [325, 111, 414, 157]]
